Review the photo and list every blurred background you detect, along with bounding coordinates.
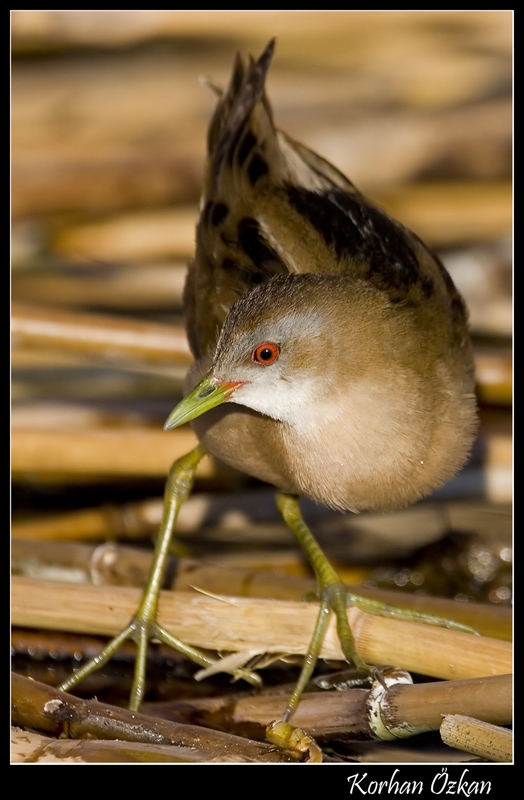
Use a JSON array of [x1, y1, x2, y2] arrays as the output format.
[[11, 10, 512, 727]]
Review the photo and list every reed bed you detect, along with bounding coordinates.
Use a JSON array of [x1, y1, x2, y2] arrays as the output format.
[[11, 11, 512, 765]]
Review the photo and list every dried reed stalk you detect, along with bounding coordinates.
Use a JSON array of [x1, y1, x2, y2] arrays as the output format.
[[373, 182, 511, 248], [11, 488, 511, 547], [11, 303, 191, 365], [11, 427, 214, 478], [440, 714, 512, 762], [150, 673, 511, 739], [382, 673, 511, 730], [12, 539, 512, 642], [11, 426, 511, 503], [11, 673, 294, 763], [474, 350, 512, 406], [11, 11, 511, 53], [11, 576, 512, 681], [54, 207, 197, 264], [13, 263, 188, 310], [11, 727, 221, 764]]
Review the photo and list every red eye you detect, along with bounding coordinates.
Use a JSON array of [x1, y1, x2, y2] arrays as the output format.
[[252, 342, 279, 365]]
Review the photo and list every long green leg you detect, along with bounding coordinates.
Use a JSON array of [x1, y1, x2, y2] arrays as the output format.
[[275, 492, 476, 722], [59, 446, 260, 711], [275, 492, 371, 721]]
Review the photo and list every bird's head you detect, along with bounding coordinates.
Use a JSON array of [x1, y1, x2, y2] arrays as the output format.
[[164, 273, 365, 431]]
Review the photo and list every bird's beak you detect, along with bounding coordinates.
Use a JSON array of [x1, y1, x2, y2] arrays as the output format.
[[163, 371, 245, 430]]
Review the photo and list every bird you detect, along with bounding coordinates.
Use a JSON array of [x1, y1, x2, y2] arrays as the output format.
[[60, 39, 478, 721], [168, 38, 476, 511]]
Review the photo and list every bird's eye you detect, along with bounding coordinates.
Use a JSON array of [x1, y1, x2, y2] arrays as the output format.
[[252, 342, 279, 365]]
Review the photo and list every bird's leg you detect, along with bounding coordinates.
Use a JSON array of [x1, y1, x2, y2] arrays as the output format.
[[275, 492, 372, 722], [274, 492, 478, 722], [58, 445, 260, 710]]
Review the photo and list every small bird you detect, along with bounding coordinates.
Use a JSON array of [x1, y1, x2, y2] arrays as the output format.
[[167, 39, 477, 515], [163, 38, 478, 718], [60, 39, 478, 719]]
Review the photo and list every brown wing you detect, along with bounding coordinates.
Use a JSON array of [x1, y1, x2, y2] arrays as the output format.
[[185, 40, 359, 358], [185, 39, 469, 363]]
